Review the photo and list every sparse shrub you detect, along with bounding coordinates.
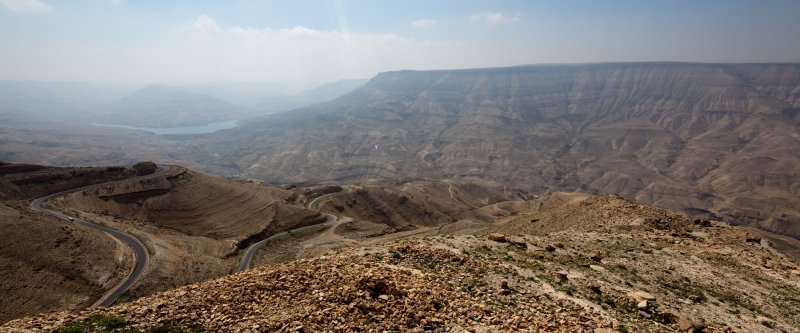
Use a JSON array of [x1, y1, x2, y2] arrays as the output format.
[[87, 313, 127, 329], [148, 324, 175, 333], [652, 311, 676, 324], [54, 322, 86, 333], [420, 255, 438, 269], [690, 293, 707, 303], [560, 284, 576, 296], [601, 295, 617, 307], [54, 313, 128, 333], [144, 323, 206, 333], [189, 325, 206, 333], [619, 300, 639, 313]]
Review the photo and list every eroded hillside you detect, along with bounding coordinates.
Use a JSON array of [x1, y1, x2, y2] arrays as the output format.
[[0, 163, 146, 323], [48, 166, 325, 300], [5, 195, 799, 332], [192, 63, 800, 239], [316, 179, 525, 233]]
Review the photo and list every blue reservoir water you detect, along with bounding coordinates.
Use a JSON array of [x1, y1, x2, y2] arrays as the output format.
[[93, 119, 240, 135]]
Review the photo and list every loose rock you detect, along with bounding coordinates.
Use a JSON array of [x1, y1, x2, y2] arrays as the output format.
[[677, 316, 706, 332], [506, 236, 528, 249], [627, 291, 656, 303], [488, 233, 507, 243], [586, 281, 602, 294]]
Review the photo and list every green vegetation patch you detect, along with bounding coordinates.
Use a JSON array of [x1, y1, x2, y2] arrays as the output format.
[[53, 313, 127, 333], [54, 322, 87, 333], [54, 316, 207, 333], [145, 323, 206, 333], [87, 313, 127, 330]]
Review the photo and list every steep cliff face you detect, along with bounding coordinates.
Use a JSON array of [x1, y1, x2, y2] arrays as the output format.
[[195, 63, 800, 237]]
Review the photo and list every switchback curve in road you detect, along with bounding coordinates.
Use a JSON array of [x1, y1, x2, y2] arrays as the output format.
[[29, 167, 171, 307], [237, 187, 352, 272]]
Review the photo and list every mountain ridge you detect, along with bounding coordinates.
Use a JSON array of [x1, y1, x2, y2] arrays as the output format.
[[97, 85, 249, 128], [190, 62, 800, 239]]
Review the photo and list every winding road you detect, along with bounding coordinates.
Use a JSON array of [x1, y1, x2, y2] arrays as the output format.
[[237, 187, 352, 272], [29, 168, 171, 307], [33, 168, 352, 303]]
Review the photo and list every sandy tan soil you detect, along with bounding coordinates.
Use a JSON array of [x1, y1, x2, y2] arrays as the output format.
[[0, 164, 142, 324], [0, 202, 129, 324], [49, 167, 325, 300], [251, 231, 323, 267], [318, 179, 526, 229], [4, 163, 800, 331], [6, 194, 799, 332], [296, 217, 358, 258]]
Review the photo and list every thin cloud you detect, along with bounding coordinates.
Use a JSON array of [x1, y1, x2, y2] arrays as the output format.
[[192, 15, 221, 34], [0, 0, 53, 12], [410, 19, 438, 28], [157, 24, 466, 82], [470, 12, 520, 25]]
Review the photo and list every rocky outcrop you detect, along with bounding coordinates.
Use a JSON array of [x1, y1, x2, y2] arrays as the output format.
[[6, 213, 800, 332]]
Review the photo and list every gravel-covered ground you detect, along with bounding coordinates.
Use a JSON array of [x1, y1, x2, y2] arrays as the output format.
[[4, 196, 800, 332]]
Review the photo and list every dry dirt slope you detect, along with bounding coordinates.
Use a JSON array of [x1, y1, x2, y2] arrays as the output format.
[[0, 164, 146, 324], [5, 195, 799, 332], [49, 166, 325, 301], [58, 167, 321, 242], [318, 179, 526, 231], [193, 62, 800, 239], [0, 202, 126, 325]]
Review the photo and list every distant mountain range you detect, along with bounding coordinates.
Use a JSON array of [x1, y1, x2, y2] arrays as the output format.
[[191, 62, 800, 238], [0, 81, 137, 121], [96, 84, 249, 127], [252, 79, 369, 114], [0, 79, 367, 128]]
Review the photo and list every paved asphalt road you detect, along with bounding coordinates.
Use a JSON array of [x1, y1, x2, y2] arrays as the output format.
[[237, 187, 351, 272], [28, 168, 170, 307]]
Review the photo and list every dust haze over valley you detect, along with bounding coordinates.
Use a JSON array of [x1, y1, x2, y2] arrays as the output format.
[[3, 1, 800, 332]]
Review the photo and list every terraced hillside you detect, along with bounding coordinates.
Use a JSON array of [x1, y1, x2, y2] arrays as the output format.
[[6, 194, 799, 332], [50, 166, 325, 300], [1, 162, 533, 325], [192, 62, 800, 238], [317, 179, 525, 232], [58, 167, 321, 241]]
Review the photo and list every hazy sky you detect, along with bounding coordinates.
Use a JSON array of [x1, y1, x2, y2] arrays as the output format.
[[2, 0, 799, 83]]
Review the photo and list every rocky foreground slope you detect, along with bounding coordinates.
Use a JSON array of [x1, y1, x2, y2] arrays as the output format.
[[5, 195, 799, 332]]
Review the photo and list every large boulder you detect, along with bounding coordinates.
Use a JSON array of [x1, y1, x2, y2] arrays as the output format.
[[133, 162, 158, 175], [487, 233, 507, 243]]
